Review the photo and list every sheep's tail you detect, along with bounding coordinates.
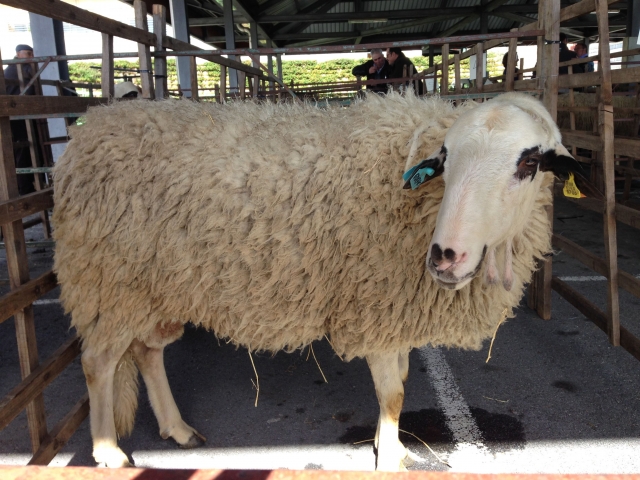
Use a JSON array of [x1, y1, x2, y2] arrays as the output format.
[[113, 348, 139, 438]]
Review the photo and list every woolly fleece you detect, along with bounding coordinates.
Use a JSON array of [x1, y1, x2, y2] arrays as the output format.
[[53, 92, 553, 362]]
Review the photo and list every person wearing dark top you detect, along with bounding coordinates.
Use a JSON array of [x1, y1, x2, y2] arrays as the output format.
[[574, 43, 594, 72], [501, 52, 520, 82], [3, 44, 36, 195], [559, 33, 584, 74], [351, 48, 390, 94], [386, 47, 424, 95]]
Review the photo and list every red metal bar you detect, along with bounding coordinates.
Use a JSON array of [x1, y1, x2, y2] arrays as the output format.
[[1, 468, 640, 480]]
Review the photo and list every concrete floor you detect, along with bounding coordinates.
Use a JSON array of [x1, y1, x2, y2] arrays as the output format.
[[0, 192, 639, 473]]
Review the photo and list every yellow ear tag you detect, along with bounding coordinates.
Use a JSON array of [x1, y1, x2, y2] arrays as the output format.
[[563, 172, 582, 199]]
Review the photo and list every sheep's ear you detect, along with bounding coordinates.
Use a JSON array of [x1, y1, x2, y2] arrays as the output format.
[[403, 145, 447, 190], [540, 143, 603, 200]]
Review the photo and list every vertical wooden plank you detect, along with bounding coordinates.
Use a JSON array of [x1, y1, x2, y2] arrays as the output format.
[[101, 33, 114, 98], [15, 67, 50, 239], [475, 42, 484, 93], [454, 53, 461, 93], [441, 44, 449, 95], [595, 0, 620, 346], [237, 70, 246, 100], [190, 56, 199, 101], [133, 0, 155, 99], [568, 65, 577, 157], [519, 57, 525, 80], [528, 0, 559, 320], [536, 27, 544, 87], [252, 75, 259, 98], [219, 65, 226, 103], [152, 4, 168, 99], [0, 48, 48, 454], [505, 31, 517, 92]]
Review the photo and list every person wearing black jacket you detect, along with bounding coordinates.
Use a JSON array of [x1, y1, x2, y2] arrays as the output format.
[[559, 33, 584, 74], [3, 44, 36, 195], [351, 48, 390, 94], [386, 47, 424, 95]]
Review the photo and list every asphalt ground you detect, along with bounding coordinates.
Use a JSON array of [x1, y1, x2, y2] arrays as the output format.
[[1, 190, 639, 473]]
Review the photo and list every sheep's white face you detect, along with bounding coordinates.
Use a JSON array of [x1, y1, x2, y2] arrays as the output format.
[[417, 96, 583, 291]]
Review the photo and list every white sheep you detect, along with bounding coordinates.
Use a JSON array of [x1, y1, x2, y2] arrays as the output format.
[[52, 91, 589, 470]]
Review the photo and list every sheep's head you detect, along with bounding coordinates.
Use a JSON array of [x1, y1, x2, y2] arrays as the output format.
[[403, 93, 598, 291]]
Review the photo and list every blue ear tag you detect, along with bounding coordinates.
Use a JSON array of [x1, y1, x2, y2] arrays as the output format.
[[403, 162, 436, 190]]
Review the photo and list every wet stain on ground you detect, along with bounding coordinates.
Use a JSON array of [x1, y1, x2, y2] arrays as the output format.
[[339, 408, 525, 455], [296, 408, 305, 414], [471, 407, 526, 452], [333, 410, 354, 423], [339, 424, 376, 445], [552, 380, 579, 392], [555, 330, 580, 336]]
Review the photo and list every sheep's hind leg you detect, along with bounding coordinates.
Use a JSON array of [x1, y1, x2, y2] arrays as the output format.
[[82, 341, 133, 468], [131, 339, 206, 448], [367, 351, 411, 471]]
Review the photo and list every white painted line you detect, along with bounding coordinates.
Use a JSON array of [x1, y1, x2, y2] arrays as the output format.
[[559, 275, 607, 281], [418, 347, 491, 471], [33, 299, 60, 305], [558, 274, 640, 282]]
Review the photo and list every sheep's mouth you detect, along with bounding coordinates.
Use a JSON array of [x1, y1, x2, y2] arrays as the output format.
[[429, 245, 487, 290]]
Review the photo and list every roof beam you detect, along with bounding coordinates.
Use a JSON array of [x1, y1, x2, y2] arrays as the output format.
[[491, 12, 538, 26]]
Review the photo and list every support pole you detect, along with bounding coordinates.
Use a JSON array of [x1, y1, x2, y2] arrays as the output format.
[[505, 30, 517, 92], [528, 0, 559, 320], [101, 33, 114, 98], [153, 5, 168, 99], [169, 0, 192, 97], [441, 43, 449, 95], [595, 0, 620, 346], [224, 0, 239, 93], [133, 0, 155, 99], [0, 48, 48, 455]]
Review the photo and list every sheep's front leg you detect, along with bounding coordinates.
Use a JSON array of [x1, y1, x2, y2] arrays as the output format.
[[82, 343, 133, 468], [367, 351, 409, 471], [131, 340, 205, 448]]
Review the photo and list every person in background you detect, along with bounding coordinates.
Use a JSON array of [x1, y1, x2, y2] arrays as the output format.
[[3, 44, 36, 195], [574, 43, 594, 73], [386, 47, 424, 94], [559, 33, 583, 74], [351, 48, 390, 94], [501, 52, 520, 82]]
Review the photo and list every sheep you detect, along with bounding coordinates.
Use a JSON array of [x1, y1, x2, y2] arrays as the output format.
[[52, 91, 588, 471]]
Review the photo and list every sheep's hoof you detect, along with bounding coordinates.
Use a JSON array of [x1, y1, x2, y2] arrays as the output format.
[[94, 447, 132, 468], [179, 432, 206, 449]]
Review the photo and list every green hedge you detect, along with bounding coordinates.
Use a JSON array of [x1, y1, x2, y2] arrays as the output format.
[[68, 53, 505, 94]]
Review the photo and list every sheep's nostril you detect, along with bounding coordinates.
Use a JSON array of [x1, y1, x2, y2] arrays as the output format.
[[431, 243, 443, 265]]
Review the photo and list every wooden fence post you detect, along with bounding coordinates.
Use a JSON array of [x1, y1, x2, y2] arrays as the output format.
[[505, 31, 518, 92], [475, 42, 484, 93], [0, 48, 48, 455], [219, 65, 227, 103], [152, 4, 168, 99], [595, 0, 620, 346], [454, 53, 461, 93], [441, 44, 449, 96], [133, 0, 155, 99], [190, 56, 199, 101], [101, 33, 114, 98], [528, 0, 559, 320]]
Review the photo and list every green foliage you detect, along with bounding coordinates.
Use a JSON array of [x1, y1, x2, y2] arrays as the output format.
[[67, 52, 507, 95]]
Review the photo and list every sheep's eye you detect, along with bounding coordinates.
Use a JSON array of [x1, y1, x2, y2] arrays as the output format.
[[525, 157, 539, 167]]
